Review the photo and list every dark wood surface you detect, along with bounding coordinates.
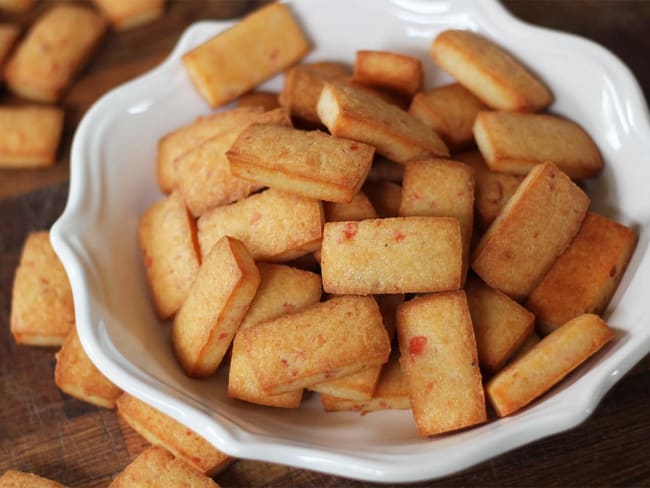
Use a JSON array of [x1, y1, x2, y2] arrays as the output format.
[[1, 1, 649, 486]]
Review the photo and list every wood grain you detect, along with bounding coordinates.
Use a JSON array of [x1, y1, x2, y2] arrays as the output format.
[[1, 1, 649, 487]]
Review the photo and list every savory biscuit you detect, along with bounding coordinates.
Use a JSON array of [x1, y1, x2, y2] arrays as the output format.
[[92, 0, 164, 30], [353, 50, 422, 98], [430, 30, 552, 112], [323, 191, 377, 222], [0, 470, 64, 487]]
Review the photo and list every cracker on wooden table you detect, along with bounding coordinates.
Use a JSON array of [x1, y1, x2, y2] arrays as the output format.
[[0, 470, 64, 487], [474, 111, 603, 179], [92, 0, 164, 30], [172, 236, 260, 377], [363, 180, 402, 218], [472, 162, 589, 300], [0, 0, 36, 12], [138, 191, 200, 320], [116, 393, 231, 475], [353, 50, 422, 98], [409, 83, 487, 150], [430, 30, 552, 112], [11, 231, 74, 346], [228, 263, 321, 408], [486, 314, 613, 416], [0, 106, 64, 169], [228, 123, 374, 203], [397, 291, 486, 436], [5, 3, 106, 102], [183, 2, 309, 107], [197, 188, 324, 262], [55, 330, 122, 408], [241, 296, 390, 395], [237, 91, 280, 111], [321, 217, 462, 295], [109, 447, 220, 487], [526, 212, 637, 334], [317, 81, 449, 164]]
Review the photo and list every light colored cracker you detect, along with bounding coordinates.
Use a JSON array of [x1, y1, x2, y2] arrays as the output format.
[[0, 0, 36, 12], [353, 50, 422, 98], [317, 81, 449, 164], [321, 217, 462, 294], [455, 150, 523, 229], [5, 4, 106, 102], [363, 180, 402, 218], [465, 276, 535, 372], [197, 188, 323, 262], [172, 236, 260, 377], [526, 212, 637, 334], [0, 106, 64, 168], [138, 192, 200, 319], [54, 330, 122, 409], [323, 191, 377, 222], [310, 365, 382, 402], [409, 83, 487, 150], [279, 61, 351, 123], [157, 106, 265, 193], [399, 158, 474, 283], [228, 124, 374, 203], [10, 231, 74, 346], [430, 30, 552, 112], [237, 91, 280, 111], [228, 263, 321, 408], [366, 157, 404, 182], [0, 470, 64, 487], [116, 394, 231, 475], [486, 314, 613, 417], [183, 2, 309, 107], [109, 447, 220, 488], [397, 291, 486, 436], [474, 111, 603, 179], [92, 0, 164, 30], [241, 296, 390, 394], [176, 108, 291, 217], [472, 162, 589, 300]]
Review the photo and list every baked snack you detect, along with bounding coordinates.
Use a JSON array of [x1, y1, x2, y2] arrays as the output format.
[[0, 470, 64, 487], [353, 50, 422, 98], [92, 0, 164, 30]]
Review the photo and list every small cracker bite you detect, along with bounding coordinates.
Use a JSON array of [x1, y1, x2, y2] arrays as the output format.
[[92, 0, 164, 30], [172, 236, 260, 377], [0, 470, 64, 487], [353, 50, 422, 98], [138, 191, 200, 320], [109, 447, 220, 488], [116, 393, 231, 475], [317, 81, 449, 164], [183, 2, 310, 107], [430, 29, 552, 112], [5, 3, 106, 102], [0, 106, 64, 169], [11, 231, 74, 346], [55, 330, 122, 409]]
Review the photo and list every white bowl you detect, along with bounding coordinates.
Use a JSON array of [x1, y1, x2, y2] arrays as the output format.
[[51, 0, 650, 482]]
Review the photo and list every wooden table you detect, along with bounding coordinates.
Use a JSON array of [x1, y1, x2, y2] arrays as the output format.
[[1, 1, 649, 486]]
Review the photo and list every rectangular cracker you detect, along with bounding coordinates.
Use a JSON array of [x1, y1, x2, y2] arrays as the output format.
[[0, 471, 64, 487], [55, 330, 122, 408], [138, 192, 200, 319], [279, 61, 351, 123], [363, 180, 402, 217], [11, 231, 74, 346], [321, 217, 462, 294], [466, 276, 535, 372], [397, 291, 486, 436], [455, 150, 523, 229], [309, 365, 382, 401], [197, 188, 323, 262], [228, 263, 321, 408], [399, 158, 474, 283], [116, 393, 231, 475], [240, 296, 390, 394], [353, 50, 422, 98], [430, 30, 552, 112], [5, 4, 106, 102], [317, 81, 449, 164], [0, 106, 64, 168], [486, 314, 614, 416], [172, 236, 260, 377], [474, 111, 603, 179], [92, 0, 164, 30], [109, 447, 219, 488], [157, 106, 266, 193], [471, 162, 589, 300], [324, 191, 377, 222], [237, 91, 280, 111], [176, 108, 291, 217], [408, 83, 487, 150], [526, 212, 638, 334], [228, 124, 374, 203], [182, 2, 309, 107]]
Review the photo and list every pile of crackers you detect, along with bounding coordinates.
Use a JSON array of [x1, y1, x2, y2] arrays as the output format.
[[0, 0, 165, 170]]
